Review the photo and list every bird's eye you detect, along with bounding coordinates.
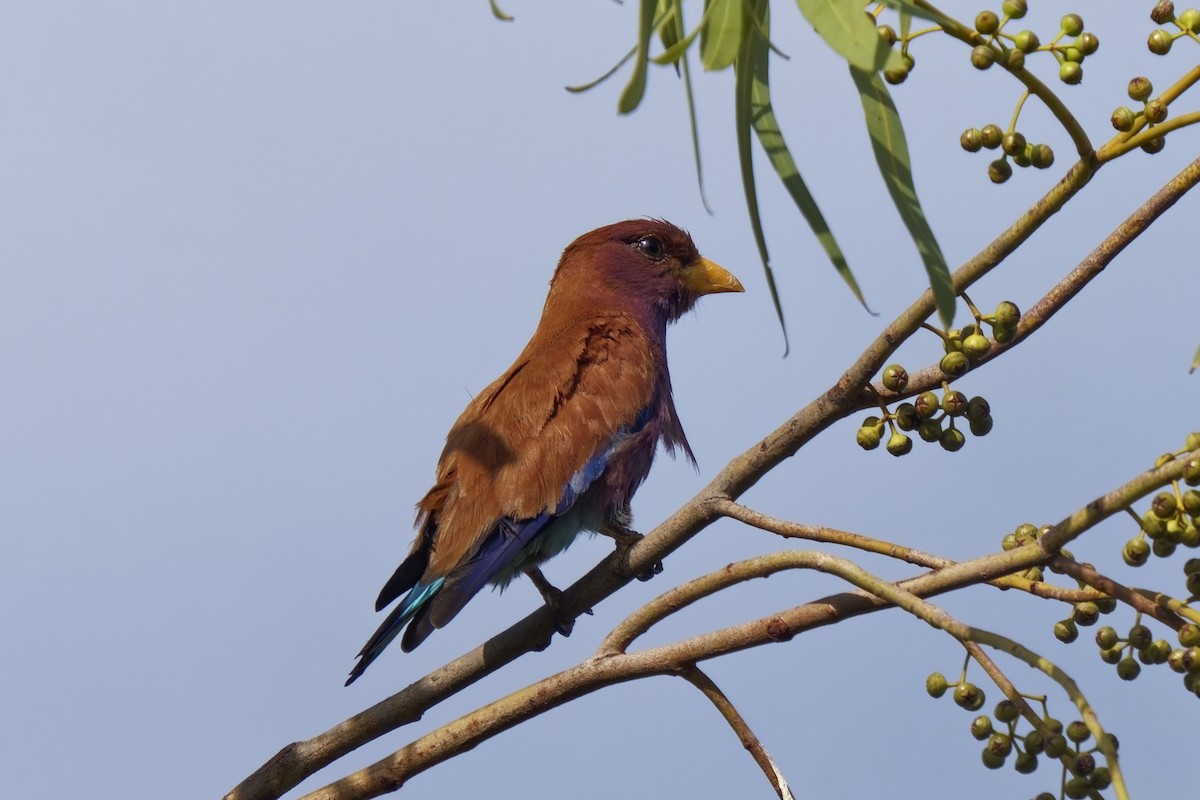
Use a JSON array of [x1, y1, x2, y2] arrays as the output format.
[[634, 236, 665, 261]]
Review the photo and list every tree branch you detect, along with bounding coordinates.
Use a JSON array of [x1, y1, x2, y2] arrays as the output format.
[[224, 153, 1200, 800]]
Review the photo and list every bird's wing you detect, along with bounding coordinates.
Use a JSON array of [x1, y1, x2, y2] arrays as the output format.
[[419, 312, 658, 616]]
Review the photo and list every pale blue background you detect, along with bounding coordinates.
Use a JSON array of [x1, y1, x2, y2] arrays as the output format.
[[2, 3, 1196, 798]]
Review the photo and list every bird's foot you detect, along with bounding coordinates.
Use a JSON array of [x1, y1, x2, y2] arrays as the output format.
[[600, 522, 663, 581], [524, 566, 590, 636]]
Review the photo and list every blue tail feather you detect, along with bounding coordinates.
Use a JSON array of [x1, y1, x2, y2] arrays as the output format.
[[345, 577, 444, 685]]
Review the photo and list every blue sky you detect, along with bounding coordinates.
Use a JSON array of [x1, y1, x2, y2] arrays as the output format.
[[2, 3, 1197, 798]]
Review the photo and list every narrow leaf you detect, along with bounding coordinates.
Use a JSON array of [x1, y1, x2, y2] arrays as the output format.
[[618, 0, 659, 113], [794, 0, 896, 72], [736, 0, 789, 353], [674, 0, 714, 214], [566, 46, 638, 94], [701, 0, 747, 72], [1190, 341, 1199, 374], [875, 0, 952, 26], [488, 0, 514, 22], [850, 66, 954, 326], [748, 7, 868, 310], [653, 0, 718, 65]]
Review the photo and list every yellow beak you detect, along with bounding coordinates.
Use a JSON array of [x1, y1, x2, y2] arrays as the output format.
[[682, 257, 745, 295]]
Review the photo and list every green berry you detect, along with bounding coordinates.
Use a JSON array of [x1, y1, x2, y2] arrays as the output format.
[[1013, 30, 1040, 52], [1055, 619, 1079, 643], [1153, 537, 1177, 558], [941, 390, 968, 417], [1187, 432, 1200, 450], [1124, 537, 1151, 565], [992, 300, 1020, 327], [993, 699, 1019, 723], [1128, 624, 1153, 650], [939, 351, 970, 377], [992, 323, 1016, 343], [915, 391, 939, 419], [1095, 626, 1119, 649], [980, 746, 1005, 769], [1111, 106, 1137, 131], [970, 715, 993, 739], [1148, 29, 1174, 55], [940, 427, 966, 452], [1152, 491, 1178, 518], [968, 415, 993, 437], [970, 45, 995, 70], [965, 396, 991, 422], [1182, 8, 1200, 31], [881, 363, 908, 392], [857, 422, 883, 450], [1043, 732, 1068, 757], [1128, 76, 1154, 102], [1060, 14, 1084, 36], [987, 732, 1012, 757], [1004, 48, 1025, 70], [1183, 457, 1200, 485], [925, 672, 948, 697], [894, 402, 920, 431], [1117, 656, 1141, 680], [963, 332, 992, 359], [1180, 623, 1200, 647], [1182, 489, 1200, 516], [954, 681, 985, 710], [987, 158, 1012, 184], [1073, 602, 1100, 626], [1059, 61, 1083, 85], [1145, 99, 1168, 123], [980, 124, 1003, 149], [1064, 777, 1090, 800], [917, 418, 942, 443], [1001, 0, 1027, 19], [975, 10, 1000, 34], [1066, 720, 1090, 743], [1014, 751, 1038, 773], [1043, 716, 1063, 733], [886, 431, 913, 456], [1024, 729, 1045, 754], [877, 24, 898, 46], [1142, 133, 1166, 151], [1099, 646, 1123, 664], [1030, 143, 1055, 169], [960, 127, 983, 152], [1091, 766, 1113, 790], [1077, 32, 1099, 55]]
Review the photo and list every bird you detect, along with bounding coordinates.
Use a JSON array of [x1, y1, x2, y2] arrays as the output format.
[[345, 219, 743, 685]]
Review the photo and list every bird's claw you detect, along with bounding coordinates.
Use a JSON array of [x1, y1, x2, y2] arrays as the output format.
[[601, 522, 662, 581]]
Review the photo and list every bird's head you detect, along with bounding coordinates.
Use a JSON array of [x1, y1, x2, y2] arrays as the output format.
[[550, 219, 743, 324]]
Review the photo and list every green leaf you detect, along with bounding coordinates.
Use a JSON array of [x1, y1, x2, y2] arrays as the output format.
[[875, 0, 952, 26], [672, 0, 713, 214], [488, 0, 513, 22], [658, 0, 680, 54], [736, 0, 789, 353], [850, 65, 954, 327], [653, 0, 718, 65], [618, 0, 659, 113], [701, 0, 747, 71], [747, 6, 868, 311], [566, 46, 639, 94], [794, 0, 896, 72]]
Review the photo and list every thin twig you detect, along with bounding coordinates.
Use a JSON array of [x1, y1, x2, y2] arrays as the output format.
[[678, 665, 796, 800]]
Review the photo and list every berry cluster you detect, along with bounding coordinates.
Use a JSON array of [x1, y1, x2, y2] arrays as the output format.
[[856, 298, 1019, 456], [925, 671, 1116, 796], [1147, 2, 1200, 55], [1122, 435, 1200, 565], [957, 9, 1104, 183], [1111, 77, 1172, 154], [1091, 613, 1200, 698]]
